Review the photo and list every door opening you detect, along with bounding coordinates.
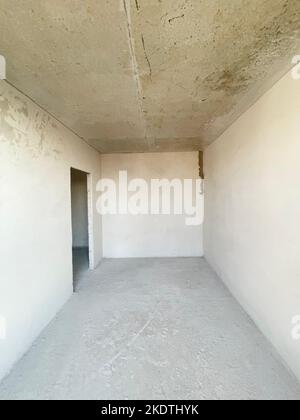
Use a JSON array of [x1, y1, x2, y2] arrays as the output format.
[[70, 168, 90, 291]]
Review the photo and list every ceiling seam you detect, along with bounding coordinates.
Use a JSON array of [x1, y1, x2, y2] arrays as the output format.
[[122, 0, 153, 150]]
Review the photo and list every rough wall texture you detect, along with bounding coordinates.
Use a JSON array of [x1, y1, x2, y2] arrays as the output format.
[[0, 80, 102, 381], [204, 70, 300, 381], [0, 0, 300, 152]]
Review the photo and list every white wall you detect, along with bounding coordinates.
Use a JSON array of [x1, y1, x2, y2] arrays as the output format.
[[101, 152, 203, 258], [0, 80, 102, 381], [71, 169, 89, 248], [204, 71, 300, 380]]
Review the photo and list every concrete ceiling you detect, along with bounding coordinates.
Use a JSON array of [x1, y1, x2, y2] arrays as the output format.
[[1, 0, 300, 153]]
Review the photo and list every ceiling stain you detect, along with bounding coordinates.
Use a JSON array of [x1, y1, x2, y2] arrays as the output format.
[[0, 0, 300, 153]]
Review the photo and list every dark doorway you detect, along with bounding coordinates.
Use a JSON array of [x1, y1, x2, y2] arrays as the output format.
[[70, 168, 90, 291]]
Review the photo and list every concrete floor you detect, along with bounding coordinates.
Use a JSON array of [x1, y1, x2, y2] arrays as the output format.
[[0, 258, 299, 400]]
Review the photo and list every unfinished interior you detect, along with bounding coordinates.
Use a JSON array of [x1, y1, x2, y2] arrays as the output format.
[[0, 0, 300, 400]]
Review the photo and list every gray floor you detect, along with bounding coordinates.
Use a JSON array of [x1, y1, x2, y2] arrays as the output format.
[[0, 258, 299, 400], [72, 247, 89, 291]]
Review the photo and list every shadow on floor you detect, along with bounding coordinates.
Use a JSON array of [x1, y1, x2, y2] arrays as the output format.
[[72, 247, 89, 291]]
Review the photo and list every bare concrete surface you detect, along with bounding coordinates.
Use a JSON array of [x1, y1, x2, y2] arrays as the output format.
[[0, 258, 299, 400], [1, 1, 300, 152]]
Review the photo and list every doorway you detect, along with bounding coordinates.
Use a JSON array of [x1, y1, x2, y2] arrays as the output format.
[[70, 168, 91, 290]]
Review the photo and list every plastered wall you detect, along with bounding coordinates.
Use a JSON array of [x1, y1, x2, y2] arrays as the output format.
[[101, 152, 203, 258], [0, 81, 102, 381], [204, 71, 300, 380]]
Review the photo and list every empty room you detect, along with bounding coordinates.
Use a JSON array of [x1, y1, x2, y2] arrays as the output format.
[[0, 0, 300, 403]]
